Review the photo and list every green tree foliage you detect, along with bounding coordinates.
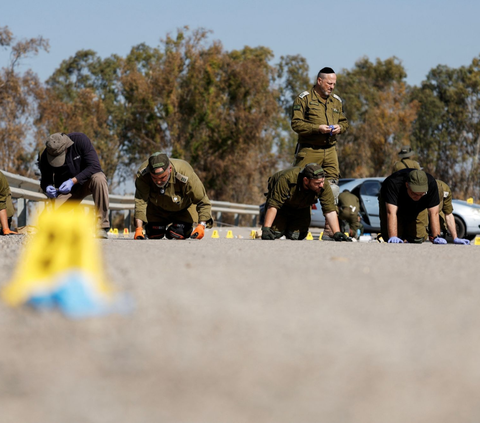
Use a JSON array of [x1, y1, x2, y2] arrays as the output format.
[[411, 57, 480, 199], [0, 26, 48, 175], [337, 57, 419, 177], [35, 50, 124, 186], [275, 55, 310, 167]]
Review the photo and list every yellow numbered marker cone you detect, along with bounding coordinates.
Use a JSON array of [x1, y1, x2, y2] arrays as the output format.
[[250, 230, 256, 239], [113, 228, 119, 237], [467, 198, 474, 204], [319, 231, 324, 240], [226, 230, 234, 239], [474, 236, 480, 245], [123, 228, 129, 237], [211, 230, 220, 239], [1, 205, 129, 319], [306, 232, 314, 240], [108, 228, 114, 234]]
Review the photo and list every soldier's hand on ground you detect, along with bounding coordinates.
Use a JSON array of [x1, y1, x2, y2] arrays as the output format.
[[432, 236, 447, 244], [2, 228, 19, 235], [333, 232, 352, 242], [134, 227, 145, 240], [58, 179, 74, 194], [190, 224, 205, 240], [388, 236, 403, 243], [45, 185, 58, 199], [454, 237, 470, 245], [261, 227, 276, 240]]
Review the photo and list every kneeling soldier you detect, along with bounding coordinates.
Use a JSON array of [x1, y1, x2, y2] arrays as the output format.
[[261, 163, 350, 241], [134, 153, 213, 240]]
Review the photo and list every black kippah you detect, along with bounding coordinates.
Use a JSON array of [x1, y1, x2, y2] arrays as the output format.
[[319, 67, 335, 74]]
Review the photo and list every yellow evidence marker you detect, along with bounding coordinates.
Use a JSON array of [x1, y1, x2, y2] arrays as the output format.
[[123, 228, 129, 237], [226, 230, 234, 239], [1, 205, 130, 318], [306, 232, 314, 240], [319, 231, 324, 240], [474, 235, 480, 246], [211, 230, 220, 238], [250, 230, 256, 239]]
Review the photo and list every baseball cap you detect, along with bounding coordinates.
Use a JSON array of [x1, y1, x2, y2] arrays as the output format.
[[408, 170, 428, 193], [302, 163, 325, 180], [148, 153, 170, 174], [398, 146, 414, 159], [46, 133, 74, 167]]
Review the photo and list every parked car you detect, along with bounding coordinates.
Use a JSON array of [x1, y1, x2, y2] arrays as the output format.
[[310, 178, 480, 240]]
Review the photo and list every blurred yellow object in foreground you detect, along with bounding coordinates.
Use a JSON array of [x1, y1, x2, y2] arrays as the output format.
[[1, 204, 125, 318], [467, 198, 474, 204]]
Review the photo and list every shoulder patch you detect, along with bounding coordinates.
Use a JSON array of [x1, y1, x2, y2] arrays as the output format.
[[139, 166, 150, 177], [443, 191, 449, 198], [175, 172, 188, 184], [298, 91, 310, 99], [333, 94, 342, 103]]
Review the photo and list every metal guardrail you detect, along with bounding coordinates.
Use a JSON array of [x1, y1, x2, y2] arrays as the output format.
[[2, 170, 259, 227]]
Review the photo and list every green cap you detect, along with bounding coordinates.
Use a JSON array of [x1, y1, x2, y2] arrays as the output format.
[[46, 133, 74, 167], [148, 153, 170, 174], [302, 163, 325, 180], [408, 170, 428, 192]]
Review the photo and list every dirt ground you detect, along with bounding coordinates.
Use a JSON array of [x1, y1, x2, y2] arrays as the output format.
[[1, 231, 480, 423]]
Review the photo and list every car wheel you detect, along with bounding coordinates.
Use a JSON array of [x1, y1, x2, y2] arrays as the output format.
[[454, 215, 466, 239]]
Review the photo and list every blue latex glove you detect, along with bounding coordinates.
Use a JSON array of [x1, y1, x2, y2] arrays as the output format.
[[433, 236, 447, 244], [454, 237, 470, 245], [329, 125, 335, 135], [58, 179, 74, 194], [388, 236, 403, 243], [45, 185, 58, 199]]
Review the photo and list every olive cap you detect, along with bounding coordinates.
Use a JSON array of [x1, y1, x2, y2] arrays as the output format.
[[46, 133, 74, 167], [302, 163, 325, 180], [408, 170, 428, 193], [148, 153, 170, 174]]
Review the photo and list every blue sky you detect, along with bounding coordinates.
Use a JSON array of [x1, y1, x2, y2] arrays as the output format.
[[2, 0, 480, 87]]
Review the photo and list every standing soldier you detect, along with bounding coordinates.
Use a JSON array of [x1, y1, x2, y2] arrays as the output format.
[[261, 163, 350, 241], [0, 171, 19, 235], [133, 153, 213, 240], [392, 146, 421, 172], [291, 67, 349, 203], [338, 190, 364, 239]]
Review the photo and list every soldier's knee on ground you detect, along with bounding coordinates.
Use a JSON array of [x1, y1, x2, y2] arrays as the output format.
[[146, 223, 167, 239], [166, 222, 193, 239], [285, 230, 308, 240]]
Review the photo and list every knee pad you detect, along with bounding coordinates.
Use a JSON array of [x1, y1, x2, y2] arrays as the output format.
[[328, 180, 339, 205], [145, 223, 167, 239], [166, 223, 193, 240]]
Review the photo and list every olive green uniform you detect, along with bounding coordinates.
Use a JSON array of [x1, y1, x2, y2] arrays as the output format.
[[392, 159, 424, 236], [338, 191, 363, 235], [291, 86, 349, 181], [265, 167, 336, 239], [0, 171, 15, 231], [392, 158, 421, 173], [416, 180, 452, 237], [134, 158, 213, 228]]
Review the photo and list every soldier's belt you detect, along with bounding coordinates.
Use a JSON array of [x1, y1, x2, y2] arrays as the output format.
[[298, 143, 333, 150]]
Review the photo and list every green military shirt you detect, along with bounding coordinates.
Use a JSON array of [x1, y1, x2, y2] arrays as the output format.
[[134, 158, 212, 224], [291, 86, 349, 147], [265, 167, 336, 215], [437, 180, 453, 215], [0, 171, 15, 228], [392, 158, 421, 173], [338, 191, 360, 214]]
